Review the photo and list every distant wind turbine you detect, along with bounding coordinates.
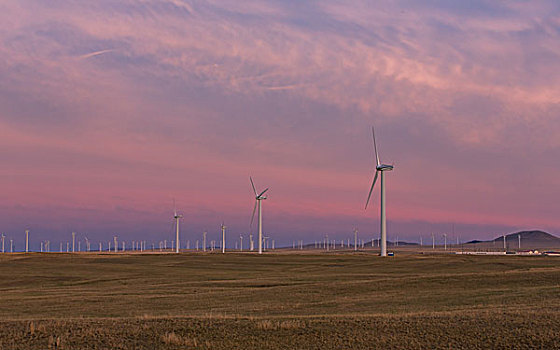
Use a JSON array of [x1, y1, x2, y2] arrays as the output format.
[[203, 231, 207, 252], [173, 201, 183, 254], [365, 126, 394, 257], [221, 223, 226, 254], [250, 177, 269, 255]]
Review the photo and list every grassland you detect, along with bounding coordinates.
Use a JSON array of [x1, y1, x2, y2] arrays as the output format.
[[0, 252, 559, 349]]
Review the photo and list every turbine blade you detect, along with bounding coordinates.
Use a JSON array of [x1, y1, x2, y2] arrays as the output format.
[[250, 200, 257, 227], [372, 126, 380, 167], [365, 170, 379, 210], [258, 188, 269, 198], [250, 176, 257, 196]]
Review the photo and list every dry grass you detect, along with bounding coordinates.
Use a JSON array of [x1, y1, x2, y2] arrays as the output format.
[[0, 253, 558, 349], [0, 311, 558, 349], [256, 319, 306, 330]]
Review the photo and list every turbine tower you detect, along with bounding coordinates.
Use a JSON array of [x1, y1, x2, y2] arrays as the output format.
[[221, 223, 226, 254], [203, 231, 207, 252], [365, 126, 394, 257], [250, 177, 269, 255], [173, 203, 183, 254]]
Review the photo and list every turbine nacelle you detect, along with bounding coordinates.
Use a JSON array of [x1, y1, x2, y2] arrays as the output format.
[[376, 164, 394, 171]]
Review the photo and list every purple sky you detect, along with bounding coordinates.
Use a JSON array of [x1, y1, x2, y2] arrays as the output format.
[[1, 0, 560, 249]]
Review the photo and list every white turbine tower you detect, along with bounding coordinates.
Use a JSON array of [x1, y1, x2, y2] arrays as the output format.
[[221, 223, 226, 254], [365, 126, 394, 257], [174, 204, 183, 254], [203, 231, 207, 252], [250, 177, 268, 255]]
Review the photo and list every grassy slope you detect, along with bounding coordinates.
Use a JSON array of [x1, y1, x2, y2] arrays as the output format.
[[0, 253, 558, 349]]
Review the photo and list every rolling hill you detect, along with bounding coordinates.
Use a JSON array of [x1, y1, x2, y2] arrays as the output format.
[[467, 230, 560, 250]]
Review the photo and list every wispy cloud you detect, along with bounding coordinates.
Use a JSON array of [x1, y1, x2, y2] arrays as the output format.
[[78, 49, 116, 59]]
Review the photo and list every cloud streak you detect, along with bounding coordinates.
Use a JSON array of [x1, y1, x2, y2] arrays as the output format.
[[78, 49, 116, 59]]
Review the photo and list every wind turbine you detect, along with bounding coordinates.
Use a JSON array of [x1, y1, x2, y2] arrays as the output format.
[[250, 177, 268, 254], [173, 203, 183, 254], [431, 232, 435, 250], [353, 228, 358, 251], [203, 231, 207, 252], [365, 126, 394, 257], [221, 223, 226, 254]]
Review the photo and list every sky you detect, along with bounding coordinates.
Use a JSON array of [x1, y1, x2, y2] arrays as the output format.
[[1, 0, 560, 249]]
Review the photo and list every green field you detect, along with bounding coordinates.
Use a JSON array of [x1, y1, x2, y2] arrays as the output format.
[[0, 252, 559, 349]]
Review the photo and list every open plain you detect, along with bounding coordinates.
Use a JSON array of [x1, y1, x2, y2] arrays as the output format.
[[0, 252, 559, 349]]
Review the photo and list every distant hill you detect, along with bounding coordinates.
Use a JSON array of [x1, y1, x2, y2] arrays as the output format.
[[466, 230, 560, 250], [289, 230, 560, 251]]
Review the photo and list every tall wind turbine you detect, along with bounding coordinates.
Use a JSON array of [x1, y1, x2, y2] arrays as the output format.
[[365, 126, 394, 257], [250, 177, 268, 255], [173, 202, 183, 254]]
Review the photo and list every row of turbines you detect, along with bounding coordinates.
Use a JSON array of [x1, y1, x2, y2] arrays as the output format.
[[1, 227, 522, 254], [0, 229, 276, 253], [0, 230, 471, 253]]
